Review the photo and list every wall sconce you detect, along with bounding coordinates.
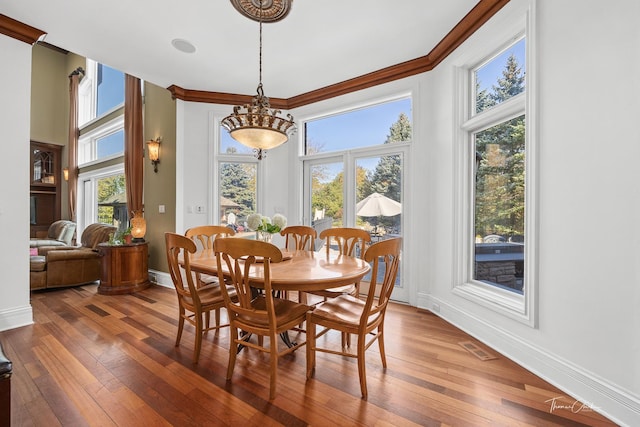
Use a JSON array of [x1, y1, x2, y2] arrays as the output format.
[[147, 137, 161, 173], [130, 211, 147, 242], [63, 168, 69, 181]]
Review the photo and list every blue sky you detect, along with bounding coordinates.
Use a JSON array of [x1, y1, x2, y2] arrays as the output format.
[[476, 38, 526, 94], [305, 98, 412, 153]]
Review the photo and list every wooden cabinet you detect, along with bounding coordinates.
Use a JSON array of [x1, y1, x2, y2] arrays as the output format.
[[97, 242, 151, 295], [30, 141, 62, 237]]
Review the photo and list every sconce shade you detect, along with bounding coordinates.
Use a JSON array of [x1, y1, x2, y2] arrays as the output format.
[[130, 212, 146, 241], [63, 168, 69, 181], [147, 138, 161, 173]]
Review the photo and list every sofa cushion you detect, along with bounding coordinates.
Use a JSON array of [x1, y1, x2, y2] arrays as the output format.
[[30, 220, 76, 247], [81, 223, 117, 249], [30, 256, 46, 272]]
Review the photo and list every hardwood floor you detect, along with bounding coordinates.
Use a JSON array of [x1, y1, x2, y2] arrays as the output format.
[[1, 284, 617, 426]]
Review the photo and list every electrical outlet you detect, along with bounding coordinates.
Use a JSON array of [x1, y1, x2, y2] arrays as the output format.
[[158, 205, 165, 213], [196, 205, 205, 214]]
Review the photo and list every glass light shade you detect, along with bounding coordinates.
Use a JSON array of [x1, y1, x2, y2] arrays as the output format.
[[147, 140, 160, 161], [130, 215, 146, 239], [230, 127, 288, 150], [63, 168, 69, 181]]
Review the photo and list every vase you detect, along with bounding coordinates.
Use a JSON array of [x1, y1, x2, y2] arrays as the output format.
[[257, 231, 273, 244]]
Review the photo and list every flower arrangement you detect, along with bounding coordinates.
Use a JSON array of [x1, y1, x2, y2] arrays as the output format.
[[247, 213, 287, 234]]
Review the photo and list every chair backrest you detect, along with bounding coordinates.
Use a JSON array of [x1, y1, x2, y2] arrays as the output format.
[[185, 225, 236, 250], [319, 227, 371, 259], [214, 238, 283, 328], [361, 237, 402, 323], [280, 225, 317, 251], [165, 232, 201, 306]]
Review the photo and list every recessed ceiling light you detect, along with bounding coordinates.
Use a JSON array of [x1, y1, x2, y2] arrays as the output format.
[[171, 39, 196, 54]]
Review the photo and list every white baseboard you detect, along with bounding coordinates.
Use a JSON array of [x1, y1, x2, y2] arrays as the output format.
[[418, 293, 639, 427], [0, 304, 33, 332], [148, 269, 173, 289]]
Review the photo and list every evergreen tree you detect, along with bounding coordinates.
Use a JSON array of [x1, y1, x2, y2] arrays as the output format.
[[491, 53, 525, 103], [475, 53, 526, 238], [220, 162, 255, 217]]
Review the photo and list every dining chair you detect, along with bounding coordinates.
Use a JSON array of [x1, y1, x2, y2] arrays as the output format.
[[215, 237, 311, 400], [279, 225, 317, 304], [164, 232, 235, 364], [185, 225, 237, 328], [280, 225, 316, 252], [314, 227, 372, 299], [306, 237, 402, 399]]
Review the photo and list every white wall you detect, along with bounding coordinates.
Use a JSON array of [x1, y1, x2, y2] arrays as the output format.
[[175, 100, 290, 247], [0, 34, 34, 330], [421, 0, 640, 425], [174, 1, 639, 423]]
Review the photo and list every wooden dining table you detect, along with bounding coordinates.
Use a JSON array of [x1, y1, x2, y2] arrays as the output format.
[[187, 248, 371, 292]]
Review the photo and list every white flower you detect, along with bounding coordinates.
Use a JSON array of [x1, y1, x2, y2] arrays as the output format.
[[272, 213, 287, 230], [246, 212, 288, 233], [247, 213, 262, 231]]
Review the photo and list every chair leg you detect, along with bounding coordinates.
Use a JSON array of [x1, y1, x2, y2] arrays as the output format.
[[175, 306, 185, 346], [269, 335, 279, 400], [357, 334, 368, 399], [193, 312, 203, 364], [227, 327, 238, 380], [378, 326, 387, 368], [215, 308, 220, 327], [306, 315, 316, 379]]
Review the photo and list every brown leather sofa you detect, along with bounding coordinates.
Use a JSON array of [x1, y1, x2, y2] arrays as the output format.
[[30, 223, 116, 290], [30, 219, 77, 249]]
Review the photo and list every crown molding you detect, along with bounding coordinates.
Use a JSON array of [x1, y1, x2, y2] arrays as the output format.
[[170, 0, 510, 109], [0, 14, 45, 45], [166, 85, 289, 109]]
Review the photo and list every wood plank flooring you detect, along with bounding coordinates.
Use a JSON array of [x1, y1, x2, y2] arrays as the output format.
[[0, 284, 618, 426]]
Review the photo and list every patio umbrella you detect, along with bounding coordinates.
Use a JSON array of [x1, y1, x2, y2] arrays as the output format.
[[356, 192, 402, 217]]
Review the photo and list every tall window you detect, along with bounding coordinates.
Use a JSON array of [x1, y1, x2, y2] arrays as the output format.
[[217, 127, 260, 236], [303, 97, 410, 301], [75, 59, 127, 236], [455, 31, 536, 325]]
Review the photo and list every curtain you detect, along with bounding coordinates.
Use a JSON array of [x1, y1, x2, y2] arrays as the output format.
[[124, 74, 144, 220], [67, 67, 84, 222]]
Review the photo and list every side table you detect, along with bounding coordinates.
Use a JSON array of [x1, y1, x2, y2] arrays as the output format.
[[97, 242, 150, 295]]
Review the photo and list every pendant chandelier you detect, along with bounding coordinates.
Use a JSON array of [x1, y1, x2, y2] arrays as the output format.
[[222, 0, 296, 160]]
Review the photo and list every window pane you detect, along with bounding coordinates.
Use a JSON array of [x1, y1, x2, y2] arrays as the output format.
[[97, 64, 124, 116], [356, 154, 403, 286], [475, 38, 526, 114], [310, 162, 344, 227], [305, 98, 411, 154], [220, 126, 256, 155], [219, 162, 257, 236], [474, 115, 525, 293], [97, 173, 127, 232], [97, 129, 124, 159]]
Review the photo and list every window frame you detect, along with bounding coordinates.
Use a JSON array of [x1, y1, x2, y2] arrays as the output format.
[[299, 95, 412, 302], [76, 163, 125, 237], [452, 6, 538, 327], [214, 118, 264, 223], [77, 115, 125, 166]]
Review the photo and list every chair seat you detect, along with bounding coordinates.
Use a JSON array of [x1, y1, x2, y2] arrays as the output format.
[[308, 284, 357, 299], [183, 283, 236, 308], [236, 296, 310, 329], [310, 294, 365, 325]]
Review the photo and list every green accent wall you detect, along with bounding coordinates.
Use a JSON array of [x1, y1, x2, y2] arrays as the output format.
[[30, 44, 177, 273]]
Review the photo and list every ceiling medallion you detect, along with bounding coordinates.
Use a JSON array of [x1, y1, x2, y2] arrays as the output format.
[[230, 0, 293, 23], [222, 0, 296, 159]]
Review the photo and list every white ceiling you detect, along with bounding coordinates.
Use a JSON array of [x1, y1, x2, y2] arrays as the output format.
[[4, 0, 480, 99]]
